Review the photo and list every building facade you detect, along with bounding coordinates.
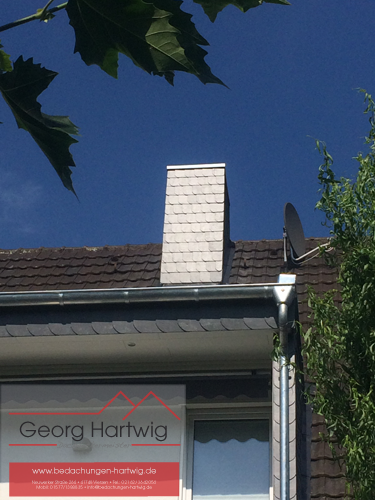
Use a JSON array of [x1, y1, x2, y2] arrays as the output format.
[[0, 164, 342, 499]]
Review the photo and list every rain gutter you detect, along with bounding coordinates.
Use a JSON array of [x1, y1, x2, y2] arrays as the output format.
[[0, 282, 288, 307]]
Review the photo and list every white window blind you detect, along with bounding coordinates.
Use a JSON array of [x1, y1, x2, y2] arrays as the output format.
[[192, 419, 270, 500]]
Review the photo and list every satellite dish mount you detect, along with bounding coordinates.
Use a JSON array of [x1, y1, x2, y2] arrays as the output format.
[[283, 202, 330, 266]]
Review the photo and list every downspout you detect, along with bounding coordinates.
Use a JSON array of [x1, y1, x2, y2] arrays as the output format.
[[273, 274, 296, 500]]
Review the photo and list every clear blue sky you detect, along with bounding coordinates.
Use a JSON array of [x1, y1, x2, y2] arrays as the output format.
[[0, 0, 374, 250]]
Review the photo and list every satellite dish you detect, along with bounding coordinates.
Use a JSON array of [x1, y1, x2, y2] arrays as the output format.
[[284, 203, 306, 258]]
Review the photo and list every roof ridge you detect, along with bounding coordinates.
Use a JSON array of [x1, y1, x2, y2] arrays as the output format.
[[0, 237, 329, 254], [0, 242, 162, 255]]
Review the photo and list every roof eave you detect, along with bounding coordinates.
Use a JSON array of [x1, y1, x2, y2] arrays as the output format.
[[0, 283, 289, 308]]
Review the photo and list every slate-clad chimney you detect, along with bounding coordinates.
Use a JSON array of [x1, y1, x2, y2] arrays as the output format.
[[160, 163, 230, 285]]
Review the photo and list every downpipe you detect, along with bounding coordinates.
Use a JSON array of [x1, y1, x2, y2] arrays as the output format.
[[274, 275, 296, 500]]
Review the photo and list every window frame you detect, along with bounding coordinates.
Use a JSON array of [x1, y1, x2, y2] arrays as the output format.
[[183, 404, 272, 500]]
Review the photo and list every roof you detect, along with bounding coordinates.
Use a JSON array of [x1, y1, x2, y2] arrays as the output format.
[[0, 237, 340, 499], [0, 237, 336, 327], [0, 243, 162, 290]]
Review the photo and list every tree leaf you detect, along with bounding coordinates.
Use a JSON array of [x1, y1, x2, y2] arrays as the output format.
[[0, 40, 12, 73], [194, 0, 290, 23], [66, 0, 224, 85], [0, 57, 79, 193]]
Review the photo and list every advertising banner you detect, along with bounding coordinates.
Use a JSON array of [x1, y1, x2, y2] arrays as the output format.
[[0, 385, 185, 500]]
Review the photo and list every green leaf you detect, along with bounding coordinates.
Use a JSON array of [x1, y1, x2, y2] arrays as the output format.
[[66, 0, 224, 85], [0, 57, 78, 193], [0, 40, 12, 73], [194, 0, 290, 23]]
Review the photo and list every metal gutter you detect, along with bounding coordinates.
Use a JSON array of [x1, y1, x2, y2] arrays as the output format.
[[0, 283, 286, 307]]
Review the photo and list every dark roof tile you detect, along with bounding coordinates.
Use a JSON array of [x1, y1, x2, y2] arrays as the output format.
[[133, 320, 161, 333], [244, 317, 276, 330], [265, 317, 278, 329], [91, 322, 117, 335], [70, 323, 96, 335], [5, 277, 24, 287], [49, 324, 75, 335], [311, 458, 345, 478], [0, 269, 18, 279], [0, 326, 10, 337], [311, 476, 347, 498], [7, 325, 31, 337], [311, 440, 344, 460], [112, 321, 138, 334], [19, 276, 37, 287], [28, 324, 54, 336], [221, 318, 248, 330], [155, 320, 184, 333], [177, 319, 205, 332], [200, 319, 226, 331]]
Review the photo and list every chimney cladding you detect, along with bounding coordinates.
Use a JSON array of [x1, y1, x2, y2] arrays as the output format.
[[160, 163, 230, 285]]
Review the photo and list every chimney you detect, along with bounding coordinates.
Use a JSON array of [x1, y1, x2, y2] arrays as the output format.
[[160, 163, 231, 285]]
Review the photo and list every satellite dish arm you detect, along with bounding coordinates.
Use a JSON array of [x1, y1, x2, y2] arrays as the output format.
[[283, 227, 288, 265], [291, 241, 331, 262]]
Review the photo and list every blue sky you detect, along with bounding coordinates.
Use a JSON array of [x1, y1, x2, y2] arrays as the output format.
[[0, 0, 374, 249]]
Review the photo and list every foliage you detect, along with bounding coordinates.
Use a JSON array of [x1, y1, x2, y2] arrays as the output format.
[[0, 57, 78, 193], [303, 91, 375, 500], [0, 0, 288, 192], [193, 0, 289, 23], [66, 0, 224, 84], [0, 40, 12, 73]]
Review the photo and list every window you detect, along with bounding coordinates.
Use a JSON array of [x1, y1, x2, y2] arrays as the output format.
[[185, 408, 271, 500]]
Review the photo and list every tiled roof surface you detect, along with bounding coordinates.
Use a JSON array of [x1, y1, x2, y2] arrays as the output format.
[[311, 415, 347, 499], [0, 317, 278, 338], [0, 238, 336, 301], [0, 244, 161, 291], [0, 237, 341, 499], [229, 237, 337, 327]]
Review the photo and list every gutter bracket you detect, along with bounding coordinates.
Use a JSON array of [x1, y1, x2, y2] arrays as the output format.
[[273, 274, 296, 309]]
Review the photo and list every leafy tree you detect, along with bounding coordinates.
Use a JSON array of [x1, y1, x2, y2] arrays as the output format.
[[303, 91, 375, 500], [0, 0, 289, 193]]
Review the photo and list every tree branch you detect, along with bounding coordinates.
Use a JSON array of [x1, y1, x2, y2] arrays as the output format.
[[0, 2, 68, 33]]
